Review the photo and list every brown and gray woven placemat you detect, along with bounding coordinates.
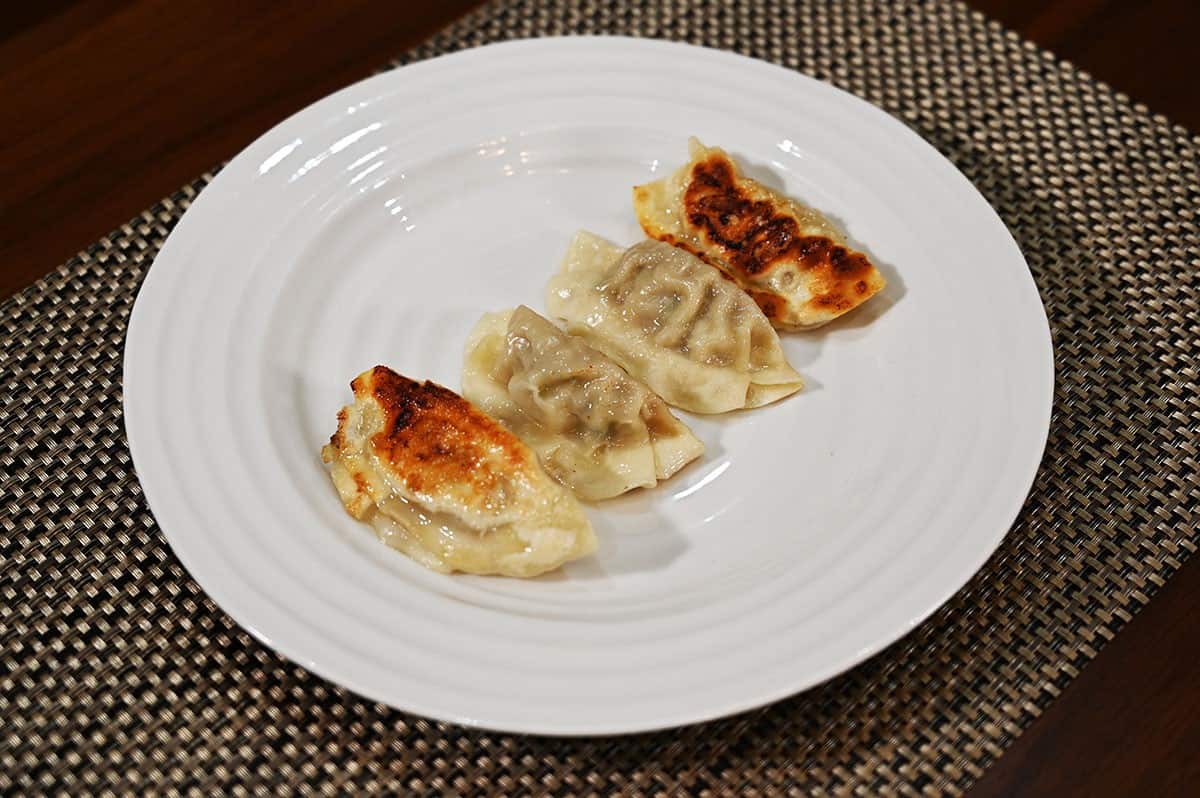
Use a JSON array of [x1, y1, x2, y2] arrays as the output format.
[[3, 0, 1198, 794]]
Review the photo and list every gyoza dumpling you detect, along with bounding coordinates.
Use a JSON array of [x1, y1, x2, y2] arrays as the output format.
[[633, 138, 886, 330], [545, 232, 803, 415], [321, 366, 596, 577], [462, 305, 704, 500]]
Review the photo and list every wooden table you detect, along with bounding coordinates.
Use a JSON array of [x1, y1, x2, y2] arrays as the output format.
[[3, 2, 1196, 794]]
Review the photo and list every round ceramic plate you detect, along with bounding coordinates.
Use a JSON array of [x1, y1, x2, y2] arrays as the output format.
[[124, 37, 1053, 735]]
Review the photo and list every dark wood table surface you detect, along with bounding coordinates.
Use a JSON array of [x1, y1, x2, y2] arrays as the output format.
[[2, 2, 1197, 794]]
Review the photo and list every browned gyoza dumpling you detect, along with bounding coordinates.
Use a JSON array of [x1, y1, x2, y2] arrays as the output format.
[[322, 366, 595, 577], [633, 138, 886, 330]]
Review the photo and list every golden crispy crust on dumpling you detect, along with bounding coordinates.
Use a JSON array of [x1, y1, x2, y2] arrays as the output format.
[[633, 140, 886, 330], [346, 366, 530, 498]]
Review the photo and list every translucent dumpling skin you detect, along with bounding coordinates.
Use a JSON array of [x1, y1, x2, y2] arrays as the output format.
[[463, 306, 704, 500], [321, 366, 596, 577], [546, 231, 803, 414]]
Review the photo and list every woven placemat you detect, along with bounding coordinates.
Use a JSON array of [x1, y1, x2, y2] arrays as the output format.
[[3, 0, 1198, 794]]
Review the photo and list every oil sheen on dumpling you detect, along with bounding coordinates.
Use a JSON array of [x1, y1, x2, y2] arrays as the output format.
[[321, 366, 596, 577], [633, 138, 886, 330], [545, 232, 803, 414], [462, 306, 704, 500]]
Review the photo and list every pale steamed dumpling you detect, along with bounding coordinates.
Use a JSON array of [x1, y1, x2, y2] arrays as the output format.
[[545, 232, 804, 414], [462, 305, 704, 500]]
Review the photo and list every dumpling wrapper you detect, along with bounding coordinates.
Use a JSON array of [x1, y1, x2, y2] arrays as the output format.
[[546, 232, 803, 415], [321, 366, 596, 577], [633, 137, 886, 330], [462, 305, 704, 501]]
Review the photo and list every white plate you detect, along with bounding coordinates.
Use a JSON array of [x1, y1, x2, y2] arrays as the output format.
[[124, 37, 1053, 735]]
